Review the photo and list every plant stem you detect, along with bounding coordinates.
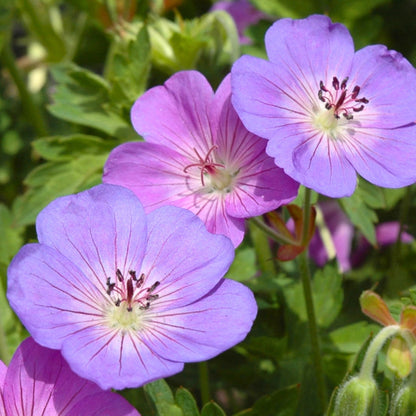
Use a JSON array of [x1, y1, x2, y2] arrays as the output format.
[[298, 249, 327, 412], [1, 43, 48, 137], [359, 325, 400, 381], [248, 220, 276, 274], [301, 187, 312, 246], [199, 361, 210, 405], [250, 216, 296, 246]]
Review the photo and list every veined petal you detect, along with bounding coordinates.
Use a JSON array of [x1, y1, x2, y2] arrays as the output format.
[[350, 45, 416, 127], [103, 142, 194, 211], [266, 15, 354, 86], [67, 391, 141, 416], [60, 326, 183, 390], [3, 338, 140, 415], [142, 279, 257, 362], [36, 184, 147, 288], [341, 125, 416, 188], [5, 338, 99, 415], [142, 206, 235, 307], [266, 125, 357, 197], [131, 70, 215, 159], [213, 75, 299, 217], [7, 244, 105, 349]]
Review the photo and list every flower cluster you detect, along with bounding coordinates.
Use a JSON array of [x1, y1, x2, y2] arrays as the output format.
[[5, 11, 416, 415]]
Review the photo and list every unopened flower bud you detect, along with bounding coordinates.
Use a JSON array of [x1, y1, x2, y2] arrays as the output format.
[[391, 384, 416, 416], [332, 376, 379, 416]]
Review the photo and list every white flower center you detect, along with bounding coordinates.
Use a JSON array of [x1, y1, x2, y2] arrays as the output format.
[[104, 302, 145, 332]]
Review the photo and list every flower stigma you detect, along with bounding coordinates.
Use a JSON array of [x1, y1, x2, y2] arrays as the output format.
[[184, 146, 239, 193]]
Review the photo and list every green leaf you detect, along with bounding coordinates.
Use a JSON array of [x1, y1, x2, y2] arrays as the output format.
[[107, 25, 151, 108], [201, 402, 226, 416], [329, 321, 380, 354], [283, 265, 343, 328], [225, 246, 256, 283], [13, 154, 106, 227], [0, 264, 27, 364], [48, 63, 136, 141], [249, 0, 319, 19], [33, 134, 117, 161], [144, 379, 184, 416], [0, 204, 24, 264], [233, 385, 299, 416], [175, 387, 200, 416], [340, 191, 377, 245], [331, 0, 391, 23]]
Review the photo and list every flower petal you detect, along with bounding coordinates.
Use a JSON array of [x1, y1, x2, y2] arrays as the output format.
[[103, 142, 193, 211], [213, 75, 299, 217], [60, 326, 184, 390], [131, 70, 215, 158], [141, 279, 257, 362], [142, 205, 236, 308], [7, 244, 105, 350], [36, 184, 147, 287], [3, 337, 104, 415], [265, 15, 354, 85]]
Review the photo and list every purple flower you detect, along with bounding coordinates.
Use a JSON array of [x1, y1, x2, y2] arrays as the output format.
[[308, 201, 413, 272], [103, 71, 298, 246], [0, 337, 140, 415], [210, 0, 266, 44], [231, 14, 416, 197], [7, 184, 257, 390]]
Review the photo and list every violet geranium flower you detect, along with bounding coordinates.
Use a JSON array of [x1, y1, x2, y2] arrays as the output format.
[[103, 71, 299, 247], [7, 184, 257, 390], [231, 14, 416, 197], [0, 337, 140, 415]]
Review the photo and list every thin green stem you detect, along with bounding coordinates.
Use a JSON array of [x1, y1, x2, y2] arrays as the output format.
[[1, 43, 48, 137], [359, 325, 400, 381], [301, 187, 312, 246], [248, 220, 276, 274], [199, 361, 210, 405], [298, 249, 327, 412], [250, 216, 297, 246]]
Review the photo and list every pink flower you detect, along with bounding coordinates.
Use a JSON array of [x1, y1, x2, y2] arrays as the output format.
[[103, 71, 298, 246], [0, 337, 140, 415]]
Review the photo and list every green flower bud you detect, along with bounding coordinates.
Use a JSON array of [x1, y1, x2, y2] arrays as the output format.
[[332, 376, 380, 416], [391, 384, 416, 416]]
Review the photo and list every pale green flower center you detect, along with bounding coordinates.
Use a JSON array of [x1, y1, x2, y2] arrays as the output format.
[[104, 302, 145, 332]]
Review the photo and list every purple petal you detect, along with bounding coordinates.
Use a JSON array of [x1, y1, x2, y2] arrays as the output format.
[[131, 71, 215, 158], [35, 184, 148, 289], [266, 126, 358, 197], [350, 45, 416, 127], [212, 75, 299, 216], [265, 15, 354, 84], [0, 360, 6, 415], [376, 222, 413, 246], [3, 338, 140, 415], [103, 141, 192, 211], [68, 391, 141, 416], [142, 205, 236, 308], [7, 244, 104, 349], [60, 326, 184, 390], [141, 279, 257, 362]]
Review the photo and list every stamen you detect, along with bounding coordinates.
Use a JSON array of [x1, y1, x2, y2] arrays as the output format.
[[318, 76, 369, 120], [183, 146, 225, 186], [106, 270, 160, 312]]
